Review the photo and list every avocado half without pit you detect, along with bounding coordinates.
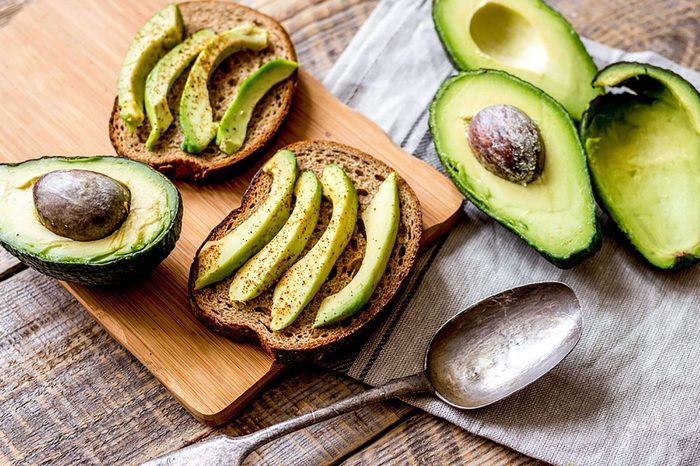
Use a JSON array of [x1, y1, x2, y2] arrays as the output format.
[[0, 156, 182, 285], [581, 62, 700, 269], [430, 69, 601, 267], [432, 0, 600, 119]]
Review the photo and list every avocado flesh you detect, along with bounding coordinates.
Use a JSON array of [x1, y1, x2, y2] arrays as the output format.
[[180, 25, 269, 154], [216, 59, 298, 154], [430, 70, 600, 267], [145, 29, 216, 149], [314, 173, 399, 328], [581, 62, 700, 269], [117, 3, 184, 132], [195, 150, 298, 289], [229, 170, 321, 301], [0, 157, 182, 285], [432, 0, 599, 119], [271, 164, 359, 331]]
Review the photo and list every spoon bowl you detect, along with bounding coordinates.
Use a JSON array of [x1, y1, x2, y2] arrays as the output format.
[[425, 282, 582, 409]]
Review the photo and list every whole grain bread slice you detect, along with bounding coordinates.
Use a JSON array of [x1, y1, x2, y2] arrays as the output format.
[[109, 1, 297, 180], [189, 141, 423, 362]]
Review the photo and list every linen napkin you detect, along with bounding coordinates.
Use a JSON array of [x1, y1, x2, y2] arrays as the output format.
[[321, 1, 700, 464]]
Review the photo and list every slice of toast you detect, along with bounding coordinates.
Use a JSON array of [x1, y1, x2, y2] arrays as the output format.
[[189, 141, 423, 362], [109, 1, 297, 180]]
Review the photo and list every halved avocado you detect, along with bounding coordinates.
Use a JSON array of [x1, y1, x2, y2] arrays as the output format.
[[430, 70, 600, 267], [0, 156, 182, 285], [117, 3, 184, 132], [432, 0, 599, 119], [581, 62, 700, 269]]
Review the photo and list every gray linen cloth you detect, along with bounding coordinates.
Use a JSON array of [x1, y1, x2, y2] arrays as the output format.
[[320, 0, 700, 464]]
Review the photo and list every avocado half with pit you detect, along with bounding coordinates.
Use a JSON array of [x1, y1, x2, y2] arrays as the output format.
[[0, 156, 182, 285], [581, 62, 700, 269], [430, 70, 601, 267], [432, 0, 600, 119]]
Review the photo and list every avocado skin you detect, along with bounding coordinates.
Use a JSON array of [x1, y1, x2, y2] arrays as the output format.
[[429, 70, 602, 268], [0, 157, 183, 285], [580, 62, 700, 270]]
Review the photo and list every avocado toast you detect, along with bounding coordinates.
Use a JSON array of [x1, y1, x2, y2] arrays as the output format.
[[189, 141, 423, 361], [110, 1, 297, 180]]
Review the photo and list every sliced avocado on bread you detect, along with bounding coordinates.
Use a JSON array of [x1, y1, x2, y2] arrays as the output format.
[[117, 3, 184, 132], [180, 24, 270, 154], [145, 28, 216, 149], [581, 62, 700, 269], [0, 156, 182, 285], [194, 149, 298, 289], [430, 70, 600, 267], [189, 141, 422, 362], [110, 1, 298, 180], [433, 0, 600, 119]]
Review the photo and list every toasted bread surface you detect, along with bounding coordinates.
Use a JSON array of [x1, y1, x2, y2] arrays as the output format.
[[109, 1, 297, 180], [189, 141, 423, 361]]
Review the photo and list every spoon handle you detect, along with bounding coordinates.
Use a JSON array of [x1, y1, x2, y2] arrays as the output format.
[[143, 372, 432, 466], [243, 372, 432, 452]]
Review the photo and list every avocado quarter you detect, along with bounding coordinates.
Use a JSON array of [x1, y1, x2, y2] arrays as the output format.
[[0, 156, 182, 285], [179, 24, 270, 154], [432, 0, 600, 119], [117, 3, 184, 133], [144, 28, 216, 149], [430, 70, 601, 267], [581, 62, 700, 269]]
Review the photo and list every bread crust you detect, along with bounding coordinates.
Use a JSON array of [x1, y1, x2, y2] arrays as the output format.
[[109, 1, 298, 180], [189, 141, 423, 362]]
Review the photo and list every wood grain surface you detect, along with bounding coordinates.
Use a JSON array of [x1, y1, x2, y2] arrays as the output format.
[[0, 0, 461, 425], [1, 0, 697, 464]]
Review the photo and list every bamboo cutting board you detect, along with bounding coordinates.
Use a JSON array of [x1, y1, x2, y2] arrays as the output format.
[[0, 0, 462, 424]]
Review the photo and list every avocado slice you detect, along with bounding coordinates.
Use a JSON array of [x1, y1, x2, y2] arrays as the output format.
[[430, 70, 600, 267], [0, 156, 182, 285], [270, 164, 359, 331], [117, 3, 184, 133], [432, 0, 599, 119], [144, 29, 216, 149], [180, 25, 269, 154], [216, 59, 299, 154], [194, 149, 298, 289], [229, 170, 321, 301], [313, 172, 400, 328], [581, 62, 700, 269]]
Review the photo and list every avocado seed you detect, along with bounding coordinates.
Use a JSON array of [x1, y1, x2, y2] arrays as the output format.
[[467, 104, 544, 185], [33, 169, 131, 241]]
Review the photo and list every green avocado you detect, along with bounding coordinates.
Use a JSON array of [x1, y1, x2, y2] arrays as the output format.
[[0, 156, 182, 285], [229, 170, 321, 302], [180, 25, 269, 154], [145, 29, 216, 149], [216, 59, 299, 154], [430, 70, 600, 268], [117, 3, 184, 133], [432, 0, 600, 119], [270, 164, 358, 331], [313, 172, 400, 328], [194, 149, 298, 289], [581, 62, 700, 269]]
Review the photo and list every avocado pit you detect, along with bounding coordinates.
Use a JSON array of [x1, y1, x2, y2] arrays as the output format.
[[33, 169, 131, 241], [467, 104, 543, 185]]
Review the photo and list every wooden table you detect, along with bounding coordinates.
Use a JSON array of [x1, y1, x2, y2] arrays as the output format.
[[1, 0, 697, 464]]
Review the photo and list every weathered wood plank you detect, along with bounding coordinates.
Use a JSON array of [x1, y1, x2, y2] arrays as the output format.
[[342, 412, 543, 466], [0, 250, 24, 281], [0, 268, 412, 465]]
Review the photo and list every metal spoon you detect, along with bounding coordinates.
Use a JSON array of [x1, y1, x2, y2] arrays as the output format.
[[144, 282, 582, 466]]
